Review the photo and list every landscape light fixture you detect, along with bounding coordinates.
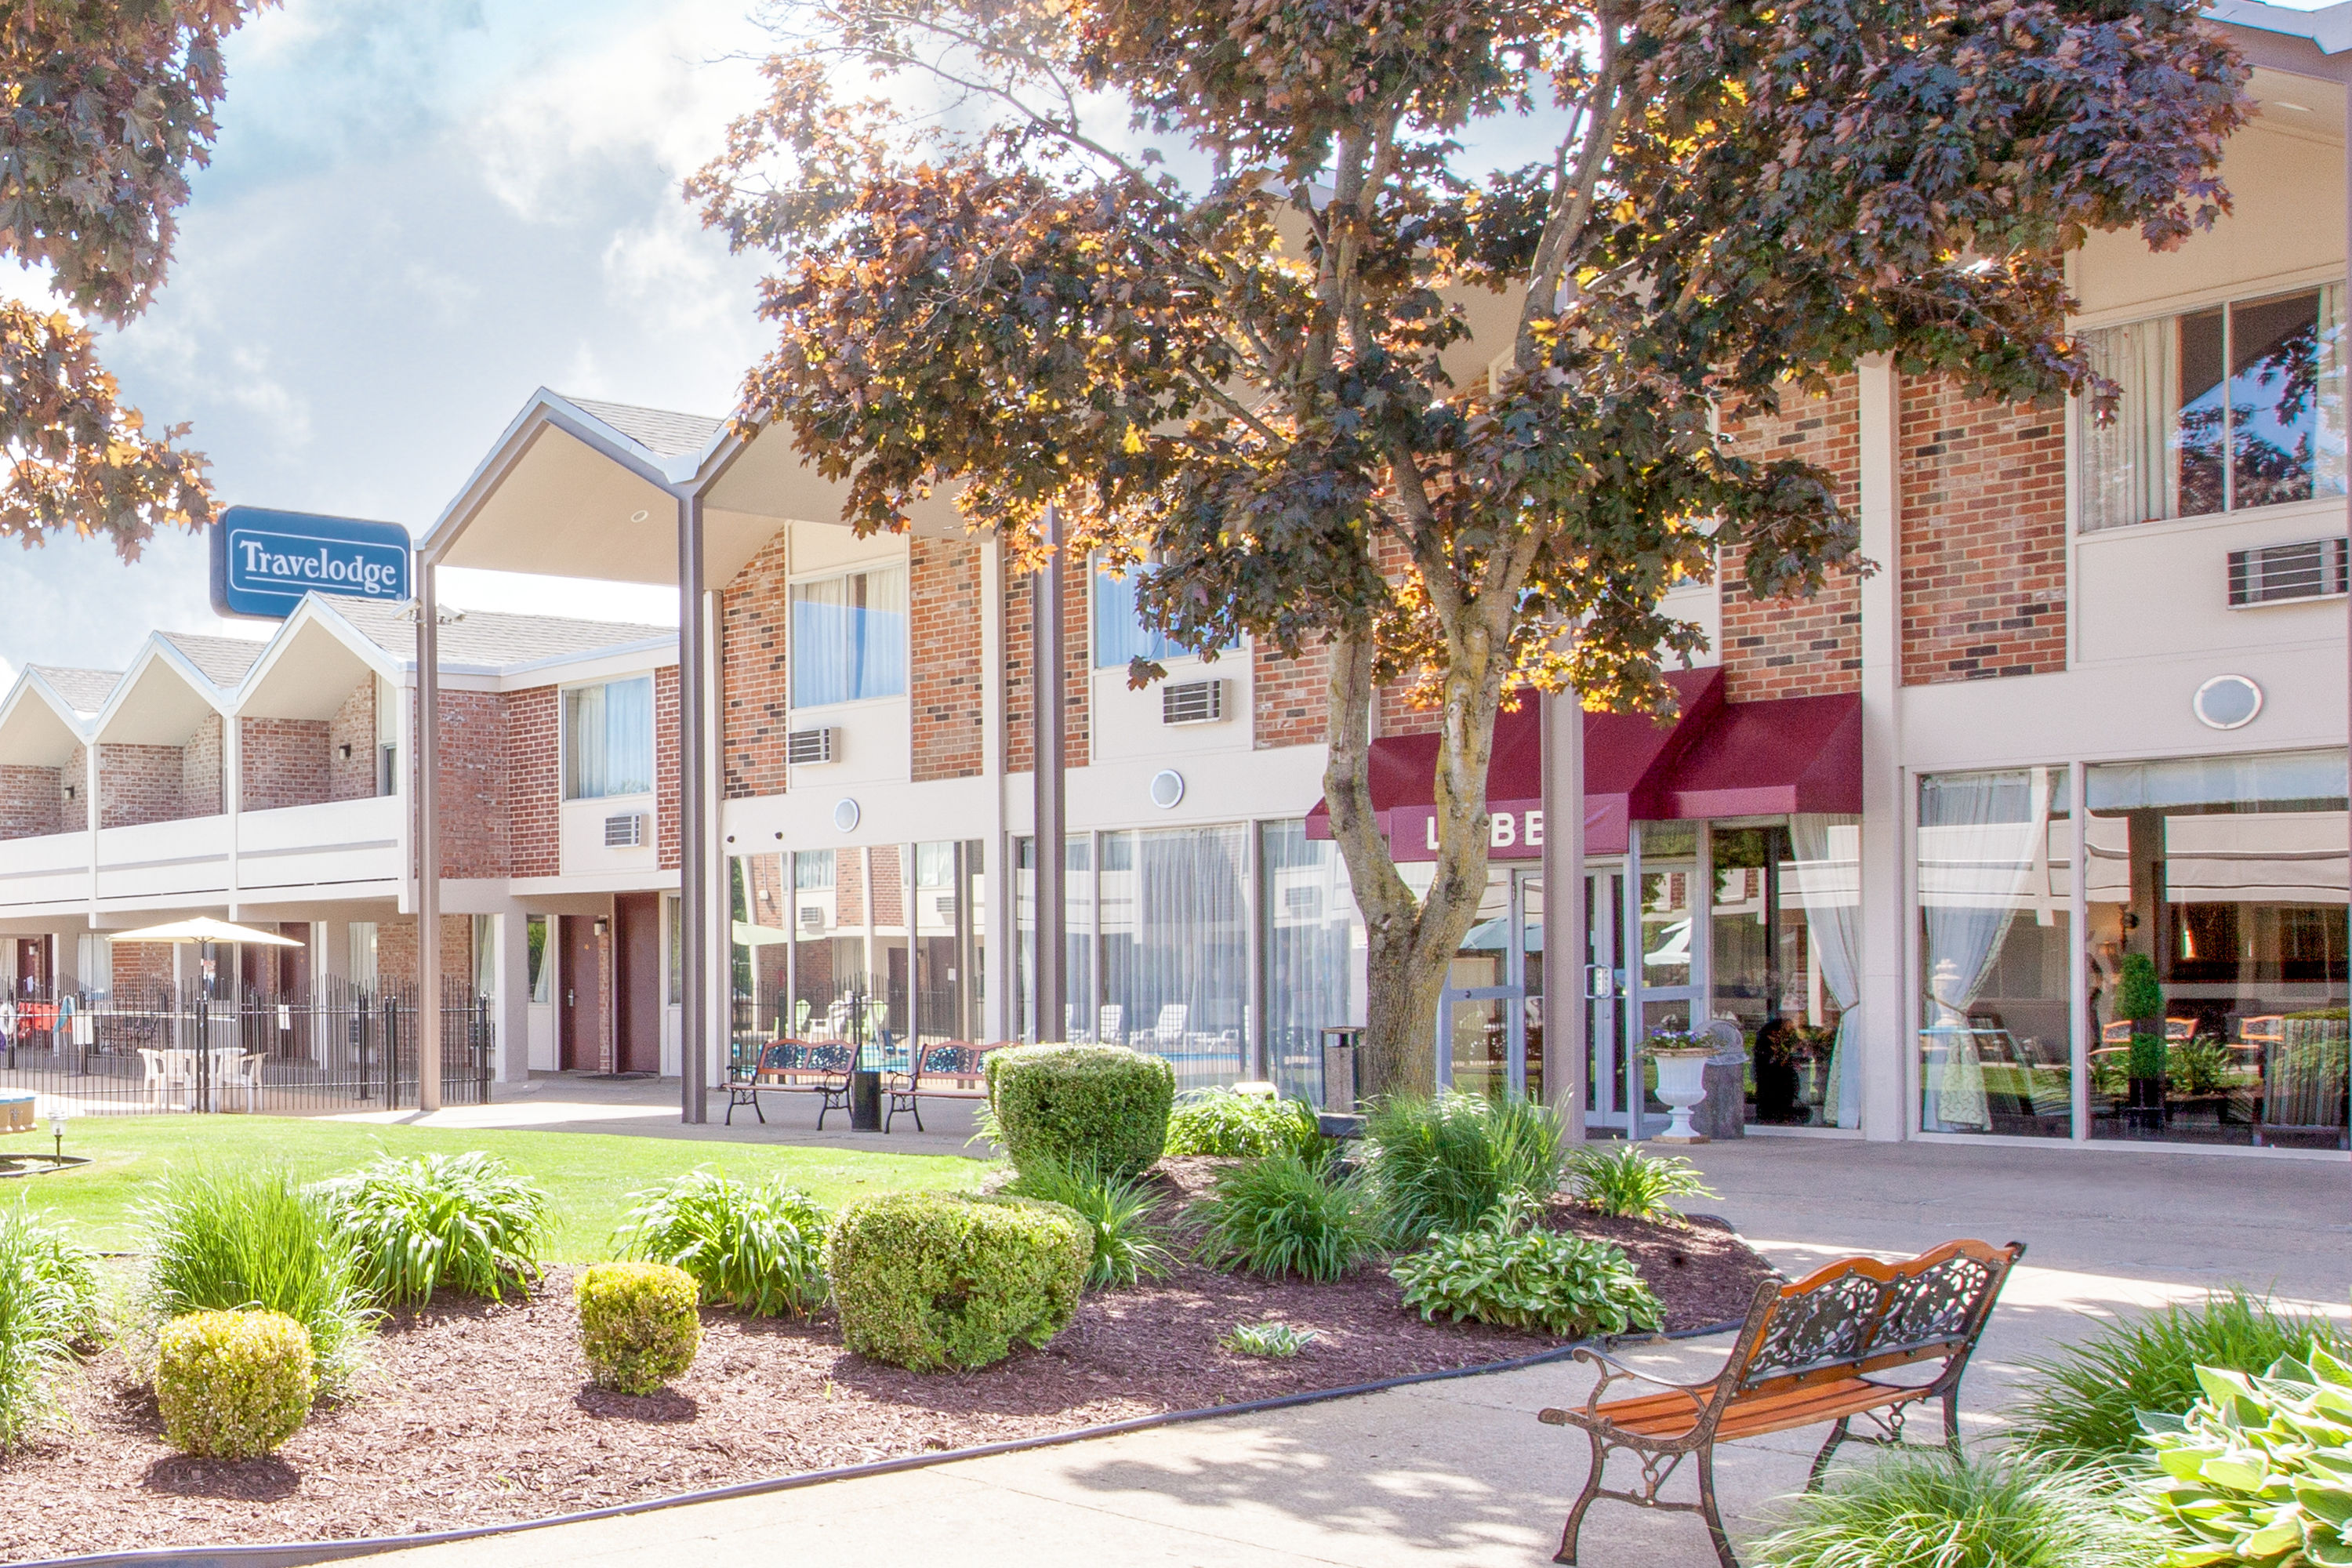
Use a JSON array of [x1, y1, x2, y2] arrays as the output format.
[[338, 742, 353, 760], [48, 1106, 65, 1160]]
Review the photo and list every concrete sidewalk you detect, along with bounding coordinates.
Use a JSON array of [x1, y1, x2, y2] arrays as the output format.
[[354, 1135, 2350, 1568]]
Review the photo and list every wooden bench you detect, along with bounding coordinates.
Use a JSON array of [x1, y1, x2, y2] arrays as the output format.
[[883, 1042, 1000, 1132], [724, 1040, 855, 1127], [1538, 1237, 2024, 1568]]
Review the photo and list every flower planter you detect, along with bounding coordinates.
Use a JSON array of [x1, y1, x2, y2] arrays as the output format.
[[2125, 1074, 2168, 1136], [1650, 1048, 1717, 1143]]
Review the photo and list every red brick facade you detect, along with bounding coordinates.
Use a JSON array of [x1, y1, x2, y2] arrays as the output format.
[[1718, 376, 1865, 702], [911, 536, 985, 782], [373, 915, 476, 987], [239, 717, 330, 811], [328, 680, 377, 801], [1898, 379, 2067, 685], [98, 744, 187, 829], [655, 666, 681, 873], [1004, 554, 1090, 773], [720, 530, 791, 801], [0, 766, 60, 840], [109, 939, 174, 1000], [503, 685, 559, 878], [183, 714, 223, 817], [436, 690, 510, 880], [1254, 642, 1329, 750]]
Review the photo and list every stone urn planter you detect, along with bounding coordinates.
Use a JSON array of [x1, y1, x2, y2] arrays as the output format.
[[1646, 1043, 1719, 1144]]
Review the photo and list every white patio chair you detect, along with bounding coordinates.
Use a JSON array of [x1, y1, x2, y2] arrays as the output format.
[[137, 1048, 168, 1110], [218, 1050, 266, 1112], [1131, 1004, 1188, 1050], [1097, 1004, 1123, 1044]]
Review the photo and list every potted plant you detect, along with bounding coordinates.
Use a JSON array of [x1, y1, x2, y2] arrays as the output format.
[[1642, 1029, 1719, 1144], [2116, 953, 2166, 1134], [1751, 1019, 1803, 1124]]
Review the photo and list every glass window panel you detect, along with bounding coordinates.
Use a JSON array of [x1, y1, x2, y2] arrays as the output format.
[[1011, 836, 1094, 1044], [1091, 563, 1228, 670], [2176, 307, 2227, 517], [790, 565, 909, 706], [1098, 825, 1247, 1092], [1918, 768, 2073, 1138], [2229, 291, 2321, 511], [562, 677, 653, 799], [1638, 866, 1694, 991], [526, 916, 550, 1004], [1711, 821, 1857, 1129], [1259, 821, 1367, 1105], [2088, 750, 2347, 1149]]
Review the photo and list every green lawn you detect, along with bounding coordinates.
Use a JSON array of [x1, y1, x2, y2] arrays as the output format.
[[9, 1117, 984, 1258]]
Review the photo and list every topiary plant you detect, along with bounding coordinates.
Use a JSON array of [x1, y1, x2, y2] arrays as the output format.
[[2129, 1033, 2171, 1083], [823, 1191, 1091, 1370], [575, 1261, 702, 1395], [983, 1044, 1174, 1178], [155, 1309, 314, 1457], [2140, 1342, 2352, 1568], [2117, 952, 2165, 1032]]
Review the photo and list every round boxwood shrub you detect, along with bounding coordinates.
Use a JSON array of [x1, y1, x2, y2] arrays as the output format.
[[156, 1309, 314, 1457], [823, 1192, 1092, 1371], [575, 1261, 702, 1395], [985, 1044, 1174, 1178]]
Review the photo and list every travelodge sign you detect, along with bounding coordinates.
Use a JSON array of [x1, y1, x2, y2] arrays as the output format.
[[209, 506, 412, 620]]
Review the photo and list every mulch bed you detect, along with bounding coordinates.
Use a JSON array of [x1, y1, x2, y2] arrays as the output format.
[[0, 1171, 1773, 1562]]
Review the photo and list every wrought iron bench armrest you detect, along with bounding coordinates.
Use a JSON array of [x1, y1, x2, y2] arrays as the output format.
[[1539, 1345, 1719, 1429]]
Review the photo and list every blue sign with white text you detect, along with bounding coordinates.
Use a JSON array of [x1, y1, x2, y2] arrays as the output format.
[[209, 506, 412, 620]]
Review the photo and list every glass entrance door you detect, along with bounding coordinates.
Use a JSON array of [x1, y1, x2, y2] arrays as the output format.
[[1436, 867, 1544, 1098]]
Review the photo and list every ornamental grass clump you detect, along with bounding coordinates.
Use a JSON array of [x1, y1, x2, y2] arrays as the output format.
[[1390, 1196, 1661, 1338], [1000, 1154, 1174, 1290], [1363, 1093, 1565, 1245], [1190, 1154, 1376, 1283], [575, 1261, 702, 1395], [143, 1167, 376, 1396], [612, 1169, 831, 1316], [318, 1151, 550, 1306], [2140, 1342, 2352, 1568], [983, 1044, 1174, 1178], [1749, 1450, 2162, 1568], [2008, 1288, 2349, 1471], [0, 1202, 102, 1448], [1564, 1144, 1719, 1224], [155, 1309, 314, 1458], [1164, 1091, 1324, 1160], [823, 1192, 1091, 1370]]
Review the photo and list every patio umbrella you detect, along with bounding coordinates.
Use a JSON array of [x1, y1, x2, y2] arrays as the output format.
[[105, 916, 302, 947]]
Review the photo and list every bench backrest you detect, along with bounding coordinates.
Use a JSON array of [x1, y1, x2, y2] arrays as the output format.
[[1727, 1238, 2024, 1399]]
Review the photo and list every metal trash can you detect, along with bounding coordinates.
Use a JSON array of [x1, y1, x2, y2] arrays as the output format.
[[1694, 1019, 1748, 1141], [1319, 1026, 1363, 1114]]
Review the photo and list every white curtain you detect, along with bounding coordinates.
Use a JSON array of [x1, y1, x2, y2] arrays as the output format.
[[2079, 318, 2176, 532], [1917, 768, 2051, 1131], [1789, 814, 1862, 1129], [1099, 825, 1248, 1090], [791, 566, 908, 707], [564, 677, 652, 798]]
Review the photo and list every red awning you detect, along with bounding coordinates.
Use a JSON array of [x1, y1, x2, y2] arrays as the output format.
[[1302, 668, 1859, 860]]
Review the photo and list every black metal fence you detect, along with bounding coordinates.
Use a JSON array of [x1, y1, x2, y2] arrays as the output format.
[[0, 976, 492, 1116]]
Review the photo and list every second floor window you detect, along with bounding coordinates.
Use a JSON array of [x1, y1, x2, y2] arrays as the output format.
[[564, 676, 653, 799], [792, 564, 907, 706], [1092, 561, 1227, 668], [2079, 285, 2346, 531]]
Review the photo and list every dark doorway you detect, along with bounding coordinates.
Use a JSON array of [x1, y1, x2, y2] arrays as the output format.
[[613, 892, 663, 1076], [16, 935, 50, 997], [559, 915, 604, 1072]]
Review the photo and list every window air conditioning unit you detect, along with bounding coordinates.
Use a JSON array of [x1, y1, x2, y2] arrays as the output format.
[[603, 812, 645, 848], [1161, 678, 1225, 726], [933, 893, 957, 920], [787, 727, 837, 765], [2228, 537, 2349, 608], [798, 904, 827, 933]]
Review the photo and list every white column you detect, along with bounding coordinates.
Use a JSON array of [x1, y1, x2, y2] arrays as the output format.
[[980, 537, 1008, 1044], [1856, 357, 1907, 1140], [1540, 688, 1586, 1141], [495, 907, 531, 1083], [416, 557, 444, 1112], [224, 712, 241, 920]]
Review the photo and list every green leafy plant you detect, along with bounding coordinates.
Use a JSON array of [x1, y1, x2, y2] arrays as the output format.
[[0, 1203, 100, 1447], [318, 1151, 550, 1306], [2118, 953, 2165, 1030], [2170, 1037, 2234, 1097], [823, 1192, 1092, 1370], [1221, 1322, 1319, 1358], [2140, 1343, 2352, 1568], [612, 1169, 830, 1316], [1565, 1144, 1719, 1223], [984, 1044, 1175, 1178], [1190, 1153, 1376, 1283], [1750, 1450, 2163, 1568], [575, 1261, 702, 1395], [2008, 1289, 2350, 1470], [1164, 1091, 1324, 1160], [1000, 1155, 1174, 1289], [1641, 1030, 1715, 1054], [143, 1167, 376, 1396], [1390, 1197, 1661, 1337], [155, 1308, 314, 1458], [2129, 1033, 2170, 1083], [1362, 1093, 1565, 1245]]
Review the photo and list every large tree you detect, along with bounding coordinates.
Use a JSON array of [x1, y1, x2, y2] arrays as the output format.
[[0, 0, 266, 554], [693, 0, 2245, 1093]]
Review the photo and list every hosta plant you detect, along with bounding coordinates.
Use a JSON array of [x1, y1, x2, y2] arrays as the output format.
[[1221, 1322, 1319, 1358], [2140, 1343, 2352, 1568], [1390, 1197, 1662, 1338]]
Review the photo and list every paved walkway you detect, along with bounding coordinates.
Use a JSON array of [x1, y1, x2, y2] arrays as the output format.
[[353, 1131, 2349, 1568]]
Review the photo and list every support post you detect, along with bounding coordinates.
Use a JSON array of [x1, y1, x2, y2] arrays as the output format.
[[416, 557, 443, 1112], [1032, 505, 1066, 1042], [1540, 687, 1587, 1142], [679, 492, 710, 1123]]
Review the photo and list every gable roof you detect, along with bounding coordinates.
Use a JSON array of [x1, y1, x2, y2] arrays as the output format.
[[159, 633, 269, 688], [564, 397, 728, 460], [2209, 0, 2352, 56], [317, 595, 673, 673], [25, 666, 122, 718]]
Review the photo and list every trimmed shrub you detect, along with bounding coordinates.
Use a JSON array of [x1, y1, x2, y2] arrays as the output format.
[[1190, 1154, 1376, 1283], [143, 1167, 376, 1395], [1750, 1450, 2161, 1568], [984, 1044, 1174, 1178], [2140, 1343, 2352, 1568], [824, 1192, 1091, 1370], [1390, 1199, 1661, 1337], [612, 1170, 831, 1317], [1000, 1156, 1173, 1290], [575, 1261, 702, 1395], [155, 1309, 314, 1457], [1565, 1144, 1719, 1224], [0, 1203, 100, 1447], [1363, 1093, 1565, 1244], [1164, 1091, 1323, 1160], [2008, 1288, 2349, 1470], [318, 1151, 550, 1306]]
